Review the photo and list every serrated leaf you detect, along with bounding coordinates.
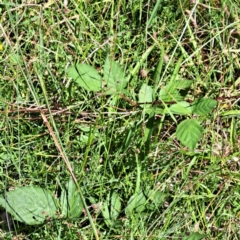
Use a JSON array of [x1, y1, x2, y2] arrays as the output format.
[[138, 84, 153, 108], [103, 56, 128, 95], [125, 190, 147, 215], [60, 177, 83, 219], [176, 119, 203, 151], [159, 80, 192, 102], [67, 64, 101, 92], [0, 186, 57, 225], [192, 98, 217, 116], [169, 101, 192, 115], [159, 84, 179, 102], [173, 80, 193, 89]]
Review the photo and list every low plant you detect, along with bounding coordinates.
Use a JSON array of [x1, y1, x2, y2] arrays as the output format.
[[67, 55, 217, 152], [0, 183, 206, 240], [0, 55, 218, 239], [0, 177, 83, 225]]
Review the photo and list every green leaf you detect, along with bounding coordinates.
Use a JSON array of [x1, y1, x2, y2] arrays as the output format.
[[220, 110, 240, 117], [147, 0, 164, 26], [125, 190, 147, 215], [60, 177, 83, 219], [9, 53, 24, 65], [138, 83, 153, 108], [60, 188, 67, 217], [159, 80, 192, 102], [76, 125, 99, 147], [102, 191, 121, 227], [67, 64, 102, 92], [159, 84, 175, 102], [147, 189, 166, 210], [183, 232, 206, 240], [169, 101, 192, 115], [103, 56, 128, 95], [130, 45, 155, 78], [150, 190, 165, 206], [176, 119, 203, 151], [169, 56, 183, 83], [110, 192, 121, 221], [102, 201, 111, 226], [175, 80, 193, 89], [0, 186, 57, 225], [153, 45, 164, 84], [192, 98, 217, 116]]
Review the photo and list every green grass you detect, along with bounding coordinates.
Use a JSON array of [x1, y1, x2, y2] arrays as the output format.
[[0, 0, 240, 239]]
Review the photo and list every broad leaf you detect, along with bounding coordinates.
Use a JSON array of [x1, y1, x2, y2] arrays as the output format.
[[103, 56, 128, 95], [149, 190, 165, 206], [159, 80, 192, 102], [173, 80, 193, 89], [102, 201, 111, 226], [159, 84, 176, 102], [60, 177, 83, 219], [110, 192, 121, 221], [169, 101, 192, 115], [0, 186, 57, 225], [76, 125, 100, 147], [67, 64, 102, 92], [176, 119, 203, 151], [60, 188, 68, 217], [102, 191, 121, 226], [138, 83, 153, 108], [9, 53, 23, 65], [125, 190, 147, 215], [147, 189, 166, 210], [183, 232, 206, 240], [192, 98, 217, 116]]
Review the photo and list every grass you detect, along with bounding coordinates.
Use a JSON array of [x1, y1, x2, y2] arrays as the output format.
[[0, 0, 240, 239]]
